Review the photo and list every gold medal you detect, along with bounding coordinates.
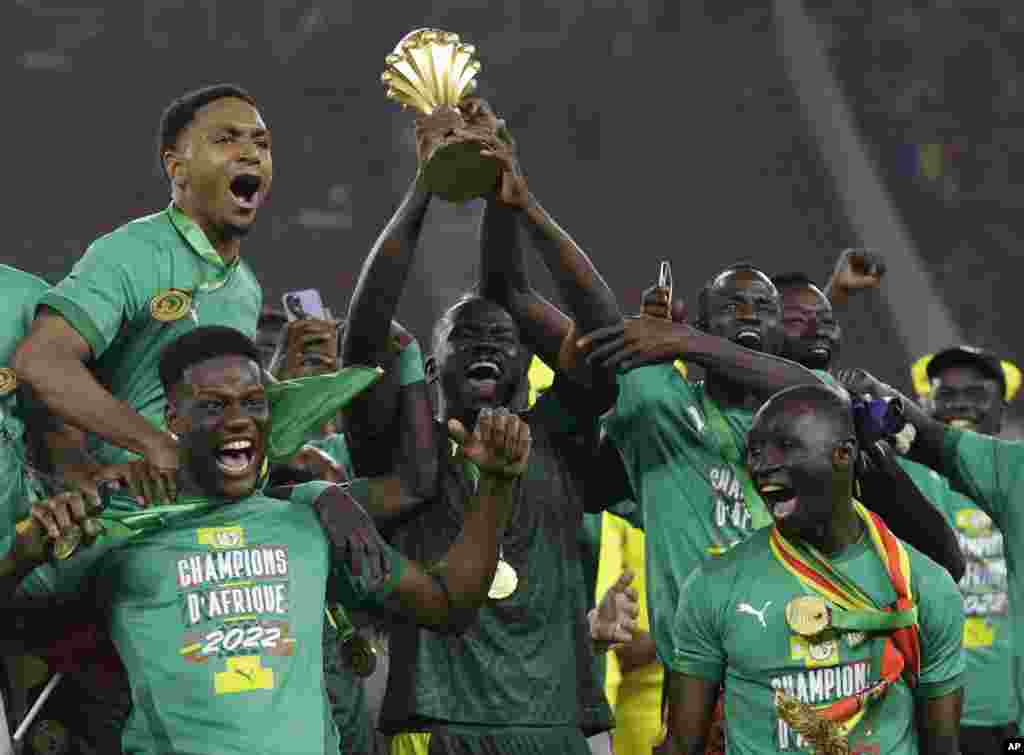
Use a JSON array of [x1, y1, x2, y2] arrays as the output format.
[[51, 527, 82, 561], [341, 634, 378, 678], [786, 596, 830, 637], [150, 289, 193, 322], [0, 367, 17, 396], [488, 559, 518, 600]]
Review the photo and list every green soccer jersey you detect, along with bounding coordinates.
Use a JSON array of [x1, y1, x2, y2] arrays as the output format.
[[0, 265, 51, 554], [898, 456, 1016, 726], [380, 379, 612, 737], [21, 483, 402, 755], [39, 204, 262, 465], [605, 365, 760, 668], [673, 528, 965, 754], [937, 427, 1024, 730]]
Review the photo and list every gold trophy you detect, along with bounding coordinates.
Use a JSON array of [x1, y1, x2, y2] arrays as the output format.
[[382, 28, 502, 202]]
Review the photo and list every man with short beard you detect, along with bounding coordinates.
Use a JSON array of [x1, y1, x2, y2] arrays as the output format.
[[1, 325, 530, 754], [342, 100, 637, 754], [901, 346, 1020, 753], [663, 384, 964, 755], [14, 84, 268, 509], [764, 264, 964, 578], [578, 265, 824, 682]]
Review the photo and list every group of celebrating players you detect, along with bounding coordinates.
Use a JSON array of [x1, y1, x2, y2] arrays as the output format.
[[0, 82, 1019, 755]]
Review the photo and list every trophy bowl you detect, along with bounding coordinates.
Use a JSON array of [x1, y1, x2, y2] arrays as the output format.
[[382, 28, 501, 202]]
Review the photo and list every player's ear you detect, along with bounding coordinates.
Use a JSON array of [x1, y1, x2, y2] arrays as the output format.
[[832, 438, 856, 470]]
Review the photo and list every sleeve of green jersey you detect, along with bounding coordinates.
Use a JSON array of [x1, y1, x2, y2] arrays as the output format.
[[39, 231, 154, 359], [812, 369, 837, 387], [941, 427, 1024, 530], [914, 552, 966, 699], [667, 566, 726, 682]]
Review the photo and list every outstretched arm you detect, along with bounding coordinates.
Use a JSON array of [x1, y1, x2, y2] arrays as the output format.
[[836, 368, 947, 472], [15, 310, 179, 505], [579, 317, 822, 400]]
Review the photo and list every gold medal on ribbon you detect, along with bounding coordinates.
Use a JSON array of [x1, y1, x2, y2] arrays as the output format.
[[150, 289, 193, 322], [51, 527, 82, 561], [488, 559, 518, 600], [786, 596, 830, 637], [0, 367, 17, 397], [341, 634, 378, 678]]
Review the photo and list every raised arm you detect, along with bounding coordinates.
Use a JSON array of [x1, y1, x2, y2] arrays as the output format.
[[478, 139, 621, 373], [340, 120, 437, 481], [823, 248, 886, 312]]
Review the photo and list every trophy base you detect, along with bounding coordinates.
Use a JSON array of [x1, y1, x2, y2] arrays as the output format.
[[422, 138, 501, 203]]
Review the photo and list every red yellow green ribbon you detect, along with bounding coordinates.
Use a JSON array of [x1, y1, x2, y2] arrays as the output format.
[[769, 500, 920, 735]]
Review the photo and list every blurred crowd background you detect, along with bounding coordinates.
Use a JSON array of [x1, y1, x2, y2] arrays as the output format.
[[9, 0, 1021, 424]]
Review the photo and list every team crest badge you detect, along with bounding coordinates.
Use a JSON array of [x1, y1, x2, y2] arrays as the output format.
[[0, 367, 17, 396], [150, 289, 193, 322]]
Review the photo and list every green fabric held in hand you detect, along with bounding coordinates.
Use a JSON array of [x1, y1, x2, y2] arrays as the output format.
[[265, 366, 384, 463]]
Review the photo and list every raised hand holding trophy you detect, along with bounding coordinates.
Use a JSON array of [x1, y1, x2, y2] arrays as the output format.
[[382, 28, 503, 202]]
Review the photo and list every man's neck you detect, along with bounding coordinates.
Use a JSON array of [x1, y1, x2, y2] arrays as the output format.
[[800, 498, 864, 557], [173, 197, 242, 264]]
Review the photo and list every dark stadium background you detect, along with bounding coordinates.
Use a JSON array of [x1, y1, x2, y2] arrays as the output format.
[[8, 1, 1022, 413]]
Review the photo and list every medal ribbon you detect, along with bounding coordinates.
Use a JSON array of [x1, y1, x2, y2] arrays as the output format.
[[167, 203, 236, 292], [769, 500, 920, 735], [699, 391, 773, 530]]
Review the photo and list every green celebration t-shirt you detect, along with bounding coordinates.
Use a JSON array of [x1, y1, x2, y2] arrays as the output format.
[[672, 528, 965, 755], [380, 380, 612, 735], [0, 265, 51, 554], [897, 456, 1016, 726], [21, 483, 402, 755], [39, 205, 262, 465], [308, 432, 372, 754], [604, 364, 759, 668], [937, 427, 1024, 730]]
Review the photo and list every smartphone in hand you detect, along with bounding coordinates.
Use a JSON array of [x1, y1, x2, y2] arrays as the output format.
[[282, 289, 327, 321]]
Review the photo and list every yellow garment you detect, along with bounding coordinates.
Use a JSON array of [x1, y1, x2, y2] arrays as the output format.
[[595, 513, 664, 755], [528, 356, 555, 408], [391, 732, 431, 755]]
